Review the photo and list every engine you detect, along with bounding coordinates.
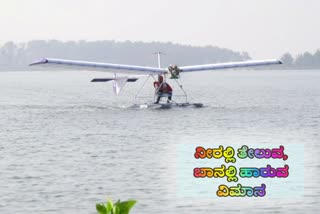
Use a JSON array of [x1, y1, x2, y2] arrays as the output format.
[[168, 64, 181, 79]]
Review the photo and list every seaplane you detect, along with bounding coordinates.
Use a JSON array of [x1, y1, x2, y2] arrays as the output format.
[[29, 52, 282, 109]]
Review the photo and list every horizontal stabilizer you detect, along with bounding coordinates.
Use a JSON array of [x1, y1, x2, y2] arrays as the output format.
[[91, 78, 138, 82]]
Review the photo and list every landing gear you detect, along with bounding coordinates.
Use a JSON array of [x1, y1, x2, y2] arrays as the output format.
[[134, 74, 188, 104]]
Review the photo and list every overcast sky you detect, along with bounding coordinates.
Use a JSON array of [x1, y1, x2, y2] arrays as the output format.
[[0, 0, 319, 58]]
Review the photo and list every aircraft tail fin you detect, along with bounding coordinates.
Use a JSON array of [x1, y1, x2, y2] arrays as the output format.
[[113, 77, 129, 95]]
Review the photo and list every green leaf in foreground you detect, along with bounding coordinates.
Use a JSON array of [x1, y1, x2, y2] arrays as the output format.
[[117, 200, 137, 214], [96, 198, 137, 214], [96, 203, 107, 214], [106, 199, 113, 212]]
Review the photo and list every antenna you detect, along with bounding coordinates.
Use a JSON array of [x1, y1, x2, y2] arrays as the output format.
[[153, 51, 165, 68]]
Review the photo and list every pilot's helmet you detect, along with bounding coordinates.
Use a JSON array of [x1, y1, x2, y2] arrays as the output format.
[[158, 75, 164, 82]]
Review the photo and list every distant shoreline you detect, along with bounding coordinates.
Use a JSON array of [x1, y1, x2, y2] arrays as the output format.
[[1, 40, 319, 71]]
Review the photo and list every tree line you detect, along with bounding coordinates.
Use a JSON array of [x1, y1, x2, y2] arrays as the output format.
[[280, 51, 320, 69], [0, 40, 319, 71], [0, 40, 249, 71]]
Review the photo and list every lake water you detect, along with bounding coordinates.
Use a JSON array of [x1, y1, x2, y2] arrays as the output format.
[[0, 70, 319, 213]]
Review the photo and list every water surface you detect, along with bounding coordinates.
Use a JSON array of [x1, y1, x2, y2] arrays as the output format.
[[0, 70, 319, 213]]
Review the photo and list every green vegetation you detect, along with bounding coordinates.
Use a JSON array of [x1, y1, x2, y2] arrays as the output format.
[[96, 199, 137, 214]]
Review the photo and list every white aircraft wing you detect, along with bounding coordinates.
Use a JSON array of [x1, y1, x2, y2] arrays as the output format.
[[29, 58, 166, 75], [179, 59, 282, 72]]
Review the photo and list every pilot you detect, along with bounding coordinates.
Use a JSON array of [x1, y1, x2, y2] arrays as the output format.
[[153, 75, 173, 104]]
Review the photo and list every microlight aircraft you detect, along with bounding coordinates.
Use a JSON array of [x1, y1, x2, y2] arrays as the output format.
[[30, 52, 282, 108]]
